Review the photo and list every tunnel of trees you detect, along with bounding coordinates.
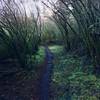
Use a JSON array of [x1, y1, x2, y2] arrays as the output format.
[[0, 0, 100, 100]]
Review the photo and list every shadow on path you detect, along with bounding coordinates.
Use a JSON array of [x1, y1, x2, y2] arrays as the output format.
[[39, 46, 54, 100]]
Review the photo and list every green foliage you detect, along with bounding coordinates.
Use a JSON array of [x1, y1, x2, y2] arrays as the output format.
[[50, 0, 100, 74], [50, 45, 100, 100], [0, 1, 41, 70], [41, 20, 62, 44], [49, 45, 64, 54], [35, 47, 45, 65], [26, 47, 45, 70], [69, 73, 100, 100]]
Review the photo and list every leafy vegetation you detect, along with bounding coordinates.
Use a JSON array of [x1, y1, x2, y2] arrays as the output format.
[[0, 0, 100, 99], [0, 0, 41, 72], [41, 20, 62, 44], [49, 45, 100, 100], [43, 0, 100, 76], [35, 46, 45, 65], [0, 1, 45, 99]]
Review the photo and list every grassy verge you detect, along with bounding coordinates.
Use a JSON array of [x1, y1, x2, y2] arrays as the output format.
[[35, 46, 45, 65], [16, 46, 46, 83], [49, 45, 100, 100]]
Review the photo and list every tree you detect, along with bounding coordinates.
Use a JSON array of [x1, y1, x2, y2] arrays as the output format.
[[0, 0, 41, 71], [43, 0, 100, 75]]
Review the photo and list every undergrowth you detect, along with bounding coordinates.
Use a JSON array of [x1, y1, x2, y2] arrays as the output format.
[[49, 45, 100, 100]]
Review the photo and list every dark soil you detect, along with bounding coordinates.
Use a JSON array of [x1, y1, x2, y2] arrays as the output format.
[[0, 47, 54, 100], [39, 46, 54, 100]]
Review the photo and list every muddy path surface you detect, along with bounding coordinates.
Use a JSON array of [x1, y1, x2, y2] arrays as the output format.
[[0, 46, 54, 100], [39, 46, 54, 100]]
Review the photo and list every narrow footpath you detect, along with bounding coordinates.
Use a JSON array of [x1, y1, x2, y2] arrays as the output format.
[[39, 46, 54, 100]]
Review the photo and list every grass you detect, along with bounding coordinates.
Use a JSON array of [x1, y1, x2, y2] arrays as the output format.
[[25, 46, 45, 77], [35, 46, 45, 65], [49, 45, 64, 54], [49, 45, 100, 100], [0, 46, 46, 82], [26, 46, 45, 69]]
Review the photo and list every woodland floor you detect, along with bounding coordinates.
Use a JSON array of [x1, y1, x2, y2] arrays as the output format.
[[0, 46, 53, 100], [0, 45, 100, 100], [49, 45, 100, 100]]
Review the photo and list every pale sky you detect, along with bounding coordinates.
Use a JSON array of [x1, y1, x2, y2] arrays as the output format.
[[22, 0, 54, 18], [0, 0, 57, 20]]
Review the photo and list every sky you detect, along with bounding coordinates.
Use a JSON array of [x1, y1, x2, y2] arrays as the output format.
[[22, 0, 54, 18], [0, 0, 57, 21]]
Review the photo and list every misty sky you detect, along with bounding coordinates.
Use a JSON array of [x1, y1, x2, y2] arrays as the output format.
[[0, 0, 57, 20], [22, 0, 54, 17]]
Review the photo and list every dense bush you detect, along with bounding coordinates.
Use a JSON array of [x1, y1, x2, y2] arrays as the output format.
[[0, 0, 41, 70]]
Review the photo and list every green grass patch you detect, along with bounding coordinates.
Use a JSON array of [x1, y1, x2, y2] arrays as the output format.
[[50, 45, 100, 100], [19, 46, 45, 81], [49, 45, 64, 54], [25, 46, 45, 71], [35, 46, 45, 65]]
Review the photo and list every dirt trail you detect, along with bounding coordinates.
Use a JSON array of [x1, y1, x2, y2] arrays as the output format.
[[39, 46, 54, 100]]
